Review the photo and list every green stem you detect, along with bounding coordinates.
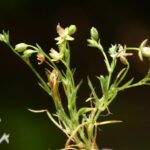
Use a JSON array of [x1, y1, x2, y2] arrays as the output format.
[[29, 45, 60, 72], [7, 42, 72, 131], [7, 43, 51, 95], [117, 63, 130, 87], [107, 58, 117, 89], [97, 44, 111, 72], [94, 92, 117, 122], [119, 67, 150, 91], [125, 47, 140, 51]]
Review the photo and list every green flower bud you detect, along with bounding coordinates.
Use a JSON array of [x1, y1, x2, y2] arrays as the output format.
[[23, 49, 36, 58], [90, 27, 99, 41], [0, 34, 5, 42], [68, 25, 77, 35], [0, 31, 9, 43], [15, 43, 29, 52], [109, 44, 118, 58], [141, 47, 150, 57], [139, 39, 150, 60]]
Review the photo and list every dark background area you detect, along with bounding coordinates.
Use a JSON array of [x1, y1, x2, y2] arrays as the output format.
[[0, 0, 150, 150]]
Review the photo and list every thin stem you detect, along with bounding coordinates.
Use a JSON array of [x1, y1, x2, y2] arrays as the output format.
[[117, 64, 130, 87], [97, 44, 110, 72], [125, 47, 140, 51], [7, 43, 50, 93], [107, 58, 117, 89], [30, 45, 59, 72], [7, 42, 71, 130], [46, 111, 69, 135], [65, 122, 89, 149]]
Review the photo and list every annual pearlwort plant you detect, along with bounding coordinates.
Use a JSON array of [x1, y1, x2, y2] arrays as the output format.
[[0, 24, 150, 150]]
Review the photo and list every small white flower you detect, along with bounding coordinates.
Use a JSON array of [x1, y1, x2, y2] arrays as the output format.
[[117, 45, 133, 65], [49, 48, 63, 61], [139, 39, 150, 61], [54, 24, 74, 45], [141, 47, 150, 57], [109, 44, 118, 58]]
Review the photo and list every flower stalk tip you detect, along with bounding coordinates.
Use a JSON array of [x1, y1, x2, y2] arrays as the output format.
[[91, 27, 99, 41], [67, 25, 77, 35]]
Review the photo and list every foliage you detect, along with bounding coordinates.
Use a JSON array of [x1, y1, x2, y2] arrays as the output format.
[[0, 25, 150, 150]]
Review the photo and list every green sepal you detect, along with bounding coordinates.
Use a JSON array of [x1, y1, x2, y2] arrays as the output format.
[[87, 39, 98, 47]]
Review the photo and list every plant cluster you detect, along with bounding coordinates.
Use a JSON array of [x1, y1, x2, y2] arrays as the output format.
[[0, 24, 150, 150]]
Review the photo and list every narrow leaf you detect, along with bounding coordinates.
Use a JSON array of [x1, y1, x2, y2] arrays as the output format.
[[95, 120, 122, 126], [88, 77, 99, 102], [97, 75, 109, 97], [119, 78, 134, 91], [77, 107, 94, 116]]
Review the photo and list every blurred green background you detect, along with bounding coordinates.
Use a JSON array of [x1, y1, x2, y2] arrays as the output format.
[[0, 0, 150, 149]]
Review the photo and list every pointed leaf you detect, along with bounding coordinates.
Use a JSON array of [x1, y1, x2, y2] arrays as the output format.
[[119, 78, 134, 91], [97, 75, 109, 96], [87, 77, 99, 102]]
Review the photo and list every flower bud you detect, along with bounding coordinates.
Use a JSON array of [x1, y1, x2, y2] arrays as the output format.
[[141, 47, 150, 57], [15, 43, 29, 52], [139, 39, 150, 60], [0, 31, 9, 44], [23, 49, 36, 58], [90, 27, 99, 41], [0, 31, 9, 43], [0, 34, 5, 42], [68, 25, 77, 35], [109, 44, 118, 58]]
